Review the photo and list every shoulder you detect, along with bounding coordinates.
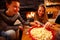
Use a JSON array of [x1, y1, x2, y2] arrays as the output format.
[[0, 9, 7, 20], [17, 12, 22, 18], [0, 9, 6, 16], [0, 9, 5, 13], [17, 12, 21, 16], [0, 9, 5, 19]]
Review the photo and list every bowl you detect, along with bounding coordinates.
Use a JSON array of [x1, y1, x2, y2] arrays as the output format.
[[28, 26, 55, 40]]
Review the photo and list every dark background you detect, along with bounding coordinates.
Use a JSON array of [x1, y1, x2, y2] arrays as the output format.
[[0, 0, 44, 21], [0, 0, 44, 9]]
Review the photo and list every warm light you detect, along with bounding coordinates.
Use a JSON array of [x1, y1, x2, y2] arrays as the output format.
[[26, 12, 35, 18], [46, 2, 50, 5], [45, 0, 51, 6], [31, 12, 35, 17], [27, 14, 32, 18]]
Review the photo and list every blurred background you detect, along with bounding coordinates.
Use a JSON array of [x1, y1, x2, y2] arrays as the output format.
[[0, 0, 60, 40], [0, 0, 60, 21]]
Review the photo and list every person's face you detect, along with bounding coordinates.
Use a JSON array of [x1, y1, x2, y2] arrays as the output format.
[[38, 7, 45, 17], [7, 1, 20, 15]]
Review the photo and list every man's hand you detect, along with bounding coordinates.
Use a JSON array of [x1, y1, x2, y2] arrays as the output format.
[[19, 26, 23, 31]]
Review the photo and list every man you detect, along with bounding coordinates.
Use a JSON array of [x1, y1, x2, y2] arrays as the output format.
[[0, 0, 25, 40]]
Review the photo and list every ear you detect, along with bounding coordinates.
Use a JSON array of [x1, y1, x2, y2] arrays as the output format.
[[6, 3, 9, 8]]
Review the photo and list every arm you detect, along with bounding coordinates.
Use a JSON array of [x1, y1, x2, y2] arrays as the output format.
[[0, 11, 20, 31], [18, 13, 30, 26], [18, 13, 25, 25], [0, 19, 19, 31]]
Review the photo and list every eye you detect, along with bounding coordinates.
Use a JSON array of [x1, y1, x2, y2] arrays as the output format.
[[38, 10, 41, 12], [13, 6, 17, 8], [13, 6, 20, 8]]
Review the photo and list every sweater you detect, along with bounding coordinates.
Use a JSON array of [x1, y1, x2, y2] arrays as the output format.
[[0, 10, 25, 31]]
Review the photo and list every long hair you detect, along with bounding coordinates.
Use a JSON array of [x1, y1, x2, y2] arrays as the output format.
[[37, 4, 46, 17], [38, 4, 45, 13], [35, 4, 48, 24]]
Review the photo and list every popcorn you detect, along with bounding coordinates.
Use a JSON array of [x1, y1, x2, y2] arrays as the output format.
[[30, 28, 53, 40]]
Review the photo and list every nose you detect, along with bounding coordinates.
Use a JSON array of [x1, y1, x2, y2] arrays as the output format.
[[16, 8, 19, 11], [14, 7, 19, 12], [40, 11, 44, 14]]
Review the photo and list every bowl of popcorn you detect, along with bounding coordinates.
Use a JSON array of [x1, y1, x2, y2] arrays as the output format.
[[29, 27, 55, 40]]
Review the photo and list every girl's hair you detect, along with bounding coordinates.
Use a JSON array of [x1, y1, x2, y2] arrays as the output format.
[[38, 4, 45, 13], [35, 4, 48, 24]]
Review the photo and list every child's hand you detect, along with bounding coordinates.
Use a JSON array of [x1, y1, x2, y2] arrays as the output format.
[[44, 22, 53, 28]]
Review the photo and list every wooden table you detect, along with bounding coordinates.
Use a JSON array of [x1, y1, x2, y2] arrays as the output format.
[[50, 22, 60, 31], [48, 19, 60, 31], [22, 26, 32, 40]]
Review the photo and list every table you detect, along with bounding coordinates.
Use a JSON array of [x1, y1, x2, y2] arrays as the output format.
[[21, 21, 60, 40], [22, 26, 32, 40], [48, 19, 60, 31]]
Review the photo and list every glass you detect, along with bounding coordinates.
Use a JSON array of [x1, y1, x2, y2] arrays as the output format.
[[47, 14, 53, 18], [47, 12, 53, 19]]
